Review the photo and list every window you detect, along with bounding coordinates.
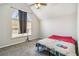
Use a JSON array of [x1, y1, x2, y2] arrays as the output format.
[[11, 10, 32, 38]]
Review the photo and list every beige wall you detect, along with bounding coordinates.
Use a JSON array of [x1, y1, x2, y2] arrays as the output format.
[[40, 14, 77, 39], [0, 3, 40, 48]]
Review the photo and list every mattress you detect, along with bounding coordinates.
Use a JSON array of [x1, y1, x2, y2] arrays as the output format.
[[37, 38, 76, 56]]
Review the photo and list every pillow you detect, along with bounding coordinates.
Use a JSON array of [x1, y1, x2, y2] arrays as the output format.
[[56, 44, 68, 49], [48, 35, 76, 45]]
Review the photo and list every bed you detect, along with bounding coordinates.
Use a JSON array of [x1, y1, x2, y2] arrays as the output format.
[[36, 35, 76, 56]]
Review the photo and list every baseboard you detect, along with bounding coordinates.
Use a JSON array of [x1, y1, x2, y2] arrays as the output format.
[[0, 37, 41, 49], [0, 40, 26, 49]]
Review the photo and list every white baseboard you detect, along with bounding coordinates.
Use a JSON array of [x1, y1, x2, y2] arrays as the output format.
[[0, 39, 26, 49]]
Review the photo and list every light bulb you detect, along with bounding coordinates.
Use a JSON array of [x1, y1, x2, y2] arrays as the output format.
[[38, 3, 41, 8], [35, 4, 39, 9]]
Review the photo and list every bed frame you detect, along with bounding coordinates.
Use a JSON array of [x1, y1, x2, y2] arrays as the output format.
[[36, 43, 66, 56]]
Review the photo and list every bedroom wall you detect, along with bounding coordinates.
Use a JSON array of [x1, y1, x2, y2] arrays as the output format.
[[37, 4, 77, 40], [0, 3, 40, 48], [40, 13, 77, 39]]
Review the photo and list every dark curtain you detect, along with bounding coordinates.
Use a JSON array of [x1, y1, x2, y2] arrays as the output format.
[[18, 10, 27, 34]]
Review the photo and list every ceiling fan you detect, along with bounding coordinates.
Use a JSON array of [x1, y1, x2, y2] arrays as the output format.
[[29, 3, 47, 9]]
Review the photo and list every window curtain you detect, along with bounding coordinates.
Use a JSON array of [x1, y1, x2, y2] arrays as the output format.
[[18, 10, 27, 34]]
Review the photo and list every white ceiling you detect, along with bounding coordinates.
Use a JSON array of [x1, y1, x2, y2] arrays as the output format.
[[28, 3, 77, 20]]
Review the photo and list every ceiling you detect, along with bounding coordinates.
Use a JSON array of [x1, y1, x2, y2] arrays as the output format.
[[28, 3, 77, 20]]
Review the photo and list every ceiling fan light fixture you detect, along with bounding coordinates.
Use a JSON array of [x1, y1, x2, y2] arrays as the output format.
[[38, 3, 41, 7], [35, 3, 41, 9]]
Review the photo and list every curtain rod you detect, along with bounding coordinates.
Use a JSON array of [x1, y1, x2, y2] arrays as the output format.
[[10, 6, 32, 14]]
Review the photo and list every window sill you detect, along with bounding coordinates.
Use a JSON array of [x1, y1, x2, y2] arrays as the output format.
[[12, 33, 31, 39]]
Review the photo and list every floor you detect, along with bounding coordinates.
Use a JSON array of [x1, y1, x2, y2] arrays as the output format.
[[0, 39, 49, 56]]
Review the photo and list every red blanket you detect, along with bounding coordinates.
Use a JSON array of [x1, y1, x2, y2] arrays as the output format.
[[48, 35, 76, 45]]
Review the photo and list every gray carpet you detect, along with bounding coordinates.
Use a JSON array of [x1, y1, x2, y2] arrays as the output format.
[[0, 39, 49, 56]]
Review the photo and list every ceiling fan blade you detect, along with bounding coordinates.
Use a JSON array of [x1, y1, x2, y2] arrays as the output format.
[[40, 3, 47, 6], [29, 4, 35, 6]]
